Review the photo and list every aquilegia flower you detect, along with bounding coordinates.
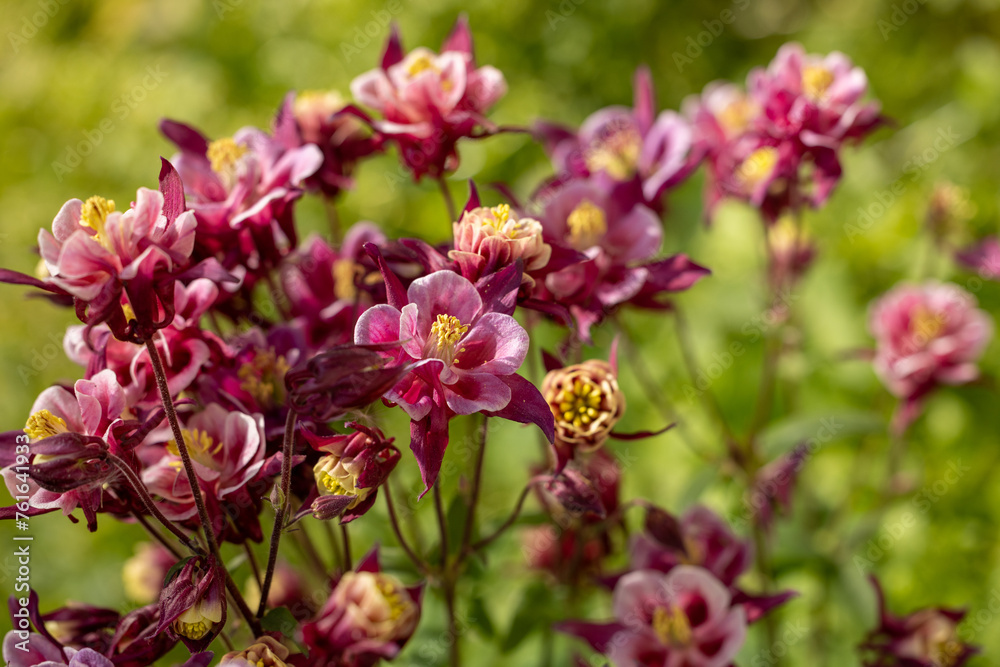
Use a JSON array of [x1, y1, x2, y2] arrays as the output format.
[[350, 16, 507, 179], [558, 566, 748, 667], [869, 281, 992, 432], [536, 66, 698, 209]]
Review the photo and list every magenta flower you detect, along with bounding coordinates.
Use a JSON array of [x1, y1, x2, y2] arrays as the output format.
[[281, 223, 387, 349], [686, 43, 883, 222], [861, 576, 978, 667], [558, 566, 747, 667], [536, 66, 698, 208], [31, 161, 197, 340], [300, 422, 400, 523], [956, 236, 1000, 280], [869, 281, 992, 432], [350, 16, 507, 179], [1, 370, 127, 529], [142, 404, 266, 539], [355, 262, 553, 490], [534, 179, 709, 339], [301, 549, 422, 667], [155, 555, 227, 652], [290, 89, 383, 196], [160, 110, 323, 269]]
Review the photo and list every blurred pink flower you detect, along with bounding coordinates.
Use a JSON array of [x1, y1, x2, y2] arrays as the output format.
[[350, 16, 507, 179]]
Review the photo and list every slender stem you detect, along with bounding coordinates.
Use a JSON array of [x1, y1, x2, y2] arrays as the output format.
[[437, 176, 457, 223], [340, 523, 353, 571], [219, 631, 235, 652], [131, 511, 184, 560], [258, 409, 298, 618], [434, 481, 450, 563], [144, 338, 262, 636], [433, 481, 460, 667], [323, 521, 344, 572], [672, 308, 738, 445], [323, 194, 342, 243], [144, 338, 221, 556], [295, 525, 330, 580], [383, 483, 431, 576], [752, 523, 779, 656], [110, 453, 200, 553], [460, 417, 489, 555], [471, 483, 532, 552], [244, 542, 262, 590]]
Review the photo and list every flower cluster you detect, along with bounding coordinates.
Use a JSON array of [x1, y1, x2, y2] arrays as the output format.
[[0, 15, 985, 667]]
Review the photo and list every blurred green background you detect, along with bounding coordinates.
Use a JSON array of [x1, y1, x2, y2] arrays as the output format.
[[2, 0, 1000, 664]]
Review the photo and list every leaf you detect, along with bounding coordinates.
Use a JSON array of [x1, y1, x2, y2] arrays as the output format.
[[163, 556, 195, 587], [501, 581, 555, 653], [469, 595, 495, 639], [261, 606, 298, 637]]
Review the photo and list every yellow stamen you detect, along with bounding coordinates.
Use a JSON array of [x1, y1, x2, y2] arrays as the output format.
[[911, 305, 947, 343], [556, 379, 603, 429], [802, 65, 835, 101], [174, 619, 211, 640], [652, 605, 692, 647], [735, 147, 779, 191], [24, 409, 69, 441], [375, 574, 410, 620], [79, 196, 115, 242], [333, 258, 361, 301], [207, 137, 248, 176], [719, 96, 757, 136], [566, 200, 607, 249], [430, 314, 469, 363], [586, 125, 642, 180], [238, 350, 291, 408], [167, 429, 223, 468], [122, 301, 136, 323], [407, 54, 439, 77], [491, 204, 511, 225]]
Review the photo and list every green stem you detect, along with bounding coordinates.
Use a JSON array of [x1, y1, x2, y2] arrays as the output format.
[[257, 409, 297, 618]]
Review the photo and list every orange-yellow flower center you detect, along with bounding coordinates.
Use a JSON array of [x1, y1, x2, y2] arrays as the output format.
[[79, 196, 116, 245], [586, 124, 642, 180], [407, 54, 439, 77], [208, 137, 248, 178], [566, 200, 607, 249], [375, 574, 411, 621], [168, 428, 222, 468], [429, 314, 469, 364], [652, 605, 692, 647], [736, 147, 779, 191], [802, 65, 835, 101], [556, 379, 603, 429], [238, 350, 291, 408], [719, 96, 758, 136], [24, 409, 69, 442], [911, 306, 947, 343]]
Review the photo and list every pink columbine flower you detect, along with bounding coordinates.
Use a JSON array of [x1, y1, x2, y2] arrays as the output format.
[[291, 89, 383, 197], [301, 422, 400, 523], [160, 106, 323, 269], [534, 179, 709, 339], [450, 203, 552, 287], [142, 404, 266, 539], [350, 17, 507, 179], [861, 576, 978, 667], [301, 549, 422, 667], [686, 43, 883, 223], [559, 566, 747, 667], [355, 261, 553, 491], [1, 370, 126, 530], [536, 66, 698, 208], [35, 162, 197, 339], [869, 281, 992, 431]]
